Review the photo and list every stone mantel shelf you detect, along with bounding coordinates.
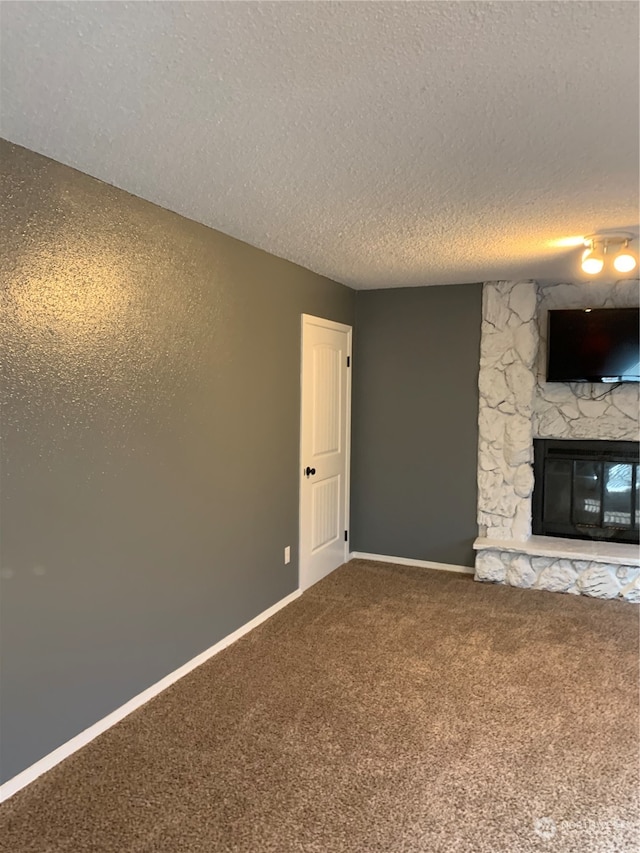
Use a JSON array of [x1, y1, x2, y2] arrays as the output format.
[[474, 535, 640, 568]]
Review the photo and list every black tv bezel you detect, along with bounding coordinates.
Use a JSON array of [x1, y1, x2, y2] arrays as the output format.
[[545, 306, 640, 384]]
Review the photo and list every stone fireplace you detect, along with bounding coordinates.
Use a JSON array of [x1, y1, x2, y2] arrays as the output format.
[[473, 279, 640, 602]]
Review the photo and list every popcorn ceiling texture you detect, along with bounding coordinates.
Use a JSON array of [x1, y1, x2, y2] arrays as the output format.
[[475, 279, 640, 602], [0, 1, 638, 289]]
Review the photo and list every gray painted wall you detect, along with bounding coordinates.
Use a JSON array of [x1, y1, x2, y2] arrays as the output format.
[[0, 140, 355, 782], [351, 285, 481, 567]]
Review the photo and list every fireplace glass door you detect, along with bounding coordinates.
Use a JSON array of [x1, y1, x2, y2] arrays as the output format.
[[533, 440, 640, 544]]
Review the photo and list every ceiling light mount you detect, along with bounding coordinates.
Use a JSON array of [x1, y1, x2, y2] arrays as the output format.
[[581, 233, 638, 276]]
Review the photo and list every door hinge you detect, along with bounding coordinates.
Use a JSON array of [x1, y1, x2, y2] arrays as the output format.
[[346, 356, 350, 367], [344, 530, 348, 541]]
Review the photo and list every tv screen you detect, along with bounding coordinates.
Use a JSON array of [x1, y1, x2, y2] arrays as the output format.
[[546, 307, 640, 383]]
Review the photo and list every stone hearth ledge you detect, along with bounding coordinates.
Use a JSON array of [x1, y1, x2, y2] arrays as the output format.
[[474, 535, 640, 566], [474, 535, 640, 602]]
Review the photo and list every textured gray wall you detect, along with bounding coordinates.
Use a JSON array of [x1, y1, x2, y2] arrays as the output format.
[[0, 140, 355, 782], [351, 285, 481, 567]]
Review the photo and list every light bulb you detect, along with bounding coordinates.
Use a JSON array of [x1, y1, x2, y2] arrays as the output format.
[[581, 245, 604, 275], [613, 245, 637, 273]]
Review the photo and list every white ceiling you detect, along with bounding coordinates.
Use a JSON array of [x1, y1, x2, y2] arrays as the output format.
[[1, 1, 638, 289]]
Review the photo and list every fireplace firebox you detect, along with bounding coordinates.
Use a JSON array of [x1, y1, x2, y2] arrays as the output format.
[[532, 439, 640, 545]]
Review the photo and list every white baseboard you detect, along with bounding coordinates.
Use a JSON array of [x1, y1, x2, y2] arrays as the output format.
[[0, 588, 302, 803], [349, 551, 475, 575]]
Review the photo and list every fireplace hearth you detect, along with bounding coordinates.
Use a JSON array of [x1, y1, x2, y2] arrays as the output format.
[[532, 439, 640, 545]]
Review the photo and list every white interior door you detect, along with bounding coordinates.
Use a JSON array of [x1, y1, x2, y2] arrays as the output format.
[[299, 315, 352, 590]]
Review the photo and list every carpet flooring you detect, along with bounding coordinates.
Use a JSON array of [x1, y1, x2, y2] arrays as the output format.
[[1, 559, 638, 852]]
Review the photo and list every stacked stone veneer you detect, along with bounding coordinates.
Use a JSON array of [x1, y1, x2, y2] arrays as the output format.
[[477, 281, 538, 542], [535, 280, 640, 440], [475, 278, 640, 603], [476, 549, 640, 603]]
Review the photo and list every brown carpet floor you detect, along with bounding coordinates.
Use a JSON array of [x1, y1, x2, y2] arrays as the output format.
[[1, 559, 639, 852]]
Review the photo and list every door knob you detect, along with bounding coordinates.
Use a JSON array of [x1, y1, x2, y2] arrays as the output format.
[[305, 467, 316, 477]]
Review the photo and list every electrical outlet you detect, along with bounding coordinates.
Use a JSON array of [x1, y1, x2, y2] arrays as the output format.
[[284, 546, 291, 565]]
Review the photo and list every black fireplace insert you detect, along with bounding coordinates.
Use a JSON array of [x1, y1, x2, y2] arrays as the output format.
[[532, 439, 640, 545]]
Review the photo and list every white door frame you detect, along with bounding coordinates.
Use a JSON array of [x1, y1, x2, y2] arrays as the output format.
[[299, 314, 352, 590]]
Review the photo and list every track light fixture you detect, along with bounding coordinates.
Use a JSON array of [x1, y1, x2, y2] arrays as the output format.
[[581, 234, 638, 276], [613, 239, 637, 273], [581, 241, 604, 275]]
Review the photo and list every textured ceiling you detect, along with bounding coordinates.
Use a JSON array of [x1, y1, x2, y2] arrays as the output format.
[[1, 1, 638, 289]]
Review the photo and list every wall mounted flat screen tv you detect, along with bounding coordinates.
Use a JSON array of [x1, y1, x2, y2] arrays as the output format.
[[546, 307, 640, 383]]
